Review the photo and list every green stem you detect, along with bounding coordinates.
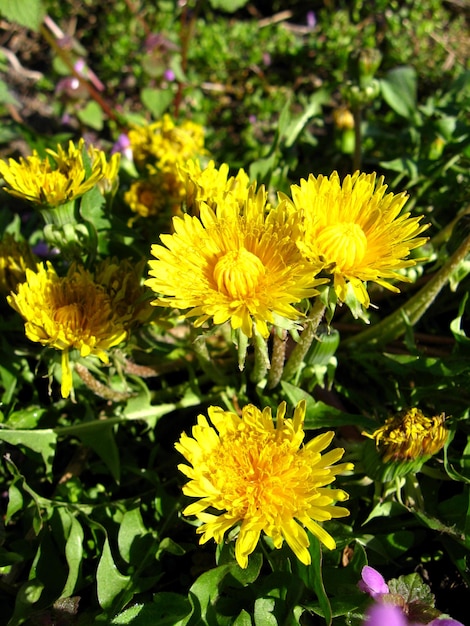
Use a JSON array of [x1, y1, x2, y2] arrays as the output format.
[[192, 334, 226, 385], [250, 329, 270, 385], [352, 106, 362, 172], [281, 298, 326, 383], [266, 329, 287, 389], [343, 233, 470, 349]]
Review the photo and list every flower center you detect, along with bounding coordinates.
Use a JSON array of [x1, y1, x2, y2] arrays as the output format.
[[316, 222, 367, 271], [54, 302, 84, 330], [213, 247, 265, 299]]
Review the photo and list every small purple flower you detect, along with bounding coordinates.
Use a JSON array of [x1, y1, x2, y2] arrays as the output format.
[[306, 11, 316, 29], [429, 620, 465, 626], [163, 69, 176, 82], [32, 242, 60, 258], [74, 59, 86, 75], [111, 133, 133, 161], [358, 566, 389, 598], [365, 603, 407, 626]]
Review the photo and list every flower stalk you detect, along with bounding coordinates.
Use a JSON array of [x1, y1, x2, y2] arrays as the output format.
[[282, 298, 326, 382], [250, 327, 270, 385], [266, 328, 287, 389]]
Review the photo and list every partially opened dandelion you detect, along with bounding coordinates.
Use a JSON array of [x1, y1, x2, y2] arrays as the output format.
[[283, 171, 429, 308], [0, 234, 39, 296], [175, 400, 353, 568], [8, 262, 127, 398], [0, 138, 119, 208], [146, 172, 325, 339]]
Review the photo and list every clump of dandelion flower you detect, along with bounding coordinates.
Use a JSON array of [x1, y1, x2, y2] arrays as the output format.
[[175, 400, 353, 568], [8, 262, 127, 397], [283, 171, 429, 307]]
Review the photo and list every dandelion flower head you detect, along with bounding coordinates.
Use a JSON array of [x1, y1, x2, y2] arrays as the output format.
[[176, 400, 353, 568], [95, 257, 154, 328], [283, 171, 429, 307], [0, 139, 119, 207], [128, 114, 205, 171], [363, 408, 448, 462], [125, 177, 174, 222], [180, 159, 251, 214], [0, 234, 39, 296], [146, 180, 324, 338], [8, 262, 127, 397]]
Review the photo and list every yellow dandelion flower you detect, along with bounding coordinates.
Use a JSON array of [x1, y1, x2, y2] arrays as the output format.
[[8, 262, 127, 398], [363, 408, 448, 462], [0, 139, 116, 207], [94, 257, 154, 327], [175, 400, 353, 568], [0, 234, 39, 295], [283, 171, 429, 307], [180, 159, 251, 214], [125, 178, 169, 219], [146, 184, 324, 338], [128, 114, 206, 170]]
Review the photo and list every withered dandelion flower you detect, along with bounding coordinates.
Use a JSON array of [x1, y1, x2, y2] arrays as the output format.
[[363, 408, 448, 462]]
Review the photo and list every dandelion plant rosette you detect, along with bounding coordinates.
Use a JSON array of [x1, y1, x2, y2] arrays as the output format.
[[175, 400, 353, 568]]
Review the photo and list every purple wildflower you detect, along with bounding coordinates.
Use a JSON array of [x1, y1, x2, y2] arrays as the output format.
[[358, 566, 389, 598]]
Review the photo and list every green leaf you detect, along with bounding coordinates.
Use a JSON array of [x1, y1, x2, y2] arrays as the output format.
[[380, 66, 419, 122], [77, 101, 104, 130], [283, 90, 329, 148], [96, 537, 132, 610], [281, 382, 376, 430], [7, 579, 45, 626], [233, 610, 253, 626], [181, 558, 261, 626], [5, 406, 46, 429], [110, 593, 191, 625], [0, 428, 57, 477], [388, 573, 434, 605], [5, 482, 23, 523], [75, 421, 120, 482], [207, 0, 249, 12], [254, 598, 278, 626], [141, 88, 174, 118], [118, 507, 155, 564], [0, 546, 23, 566], [301, 537, 332, 626], [56, 508, 84, 598], [0, 0, 44, 31], [0, 79, 20, 106]]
